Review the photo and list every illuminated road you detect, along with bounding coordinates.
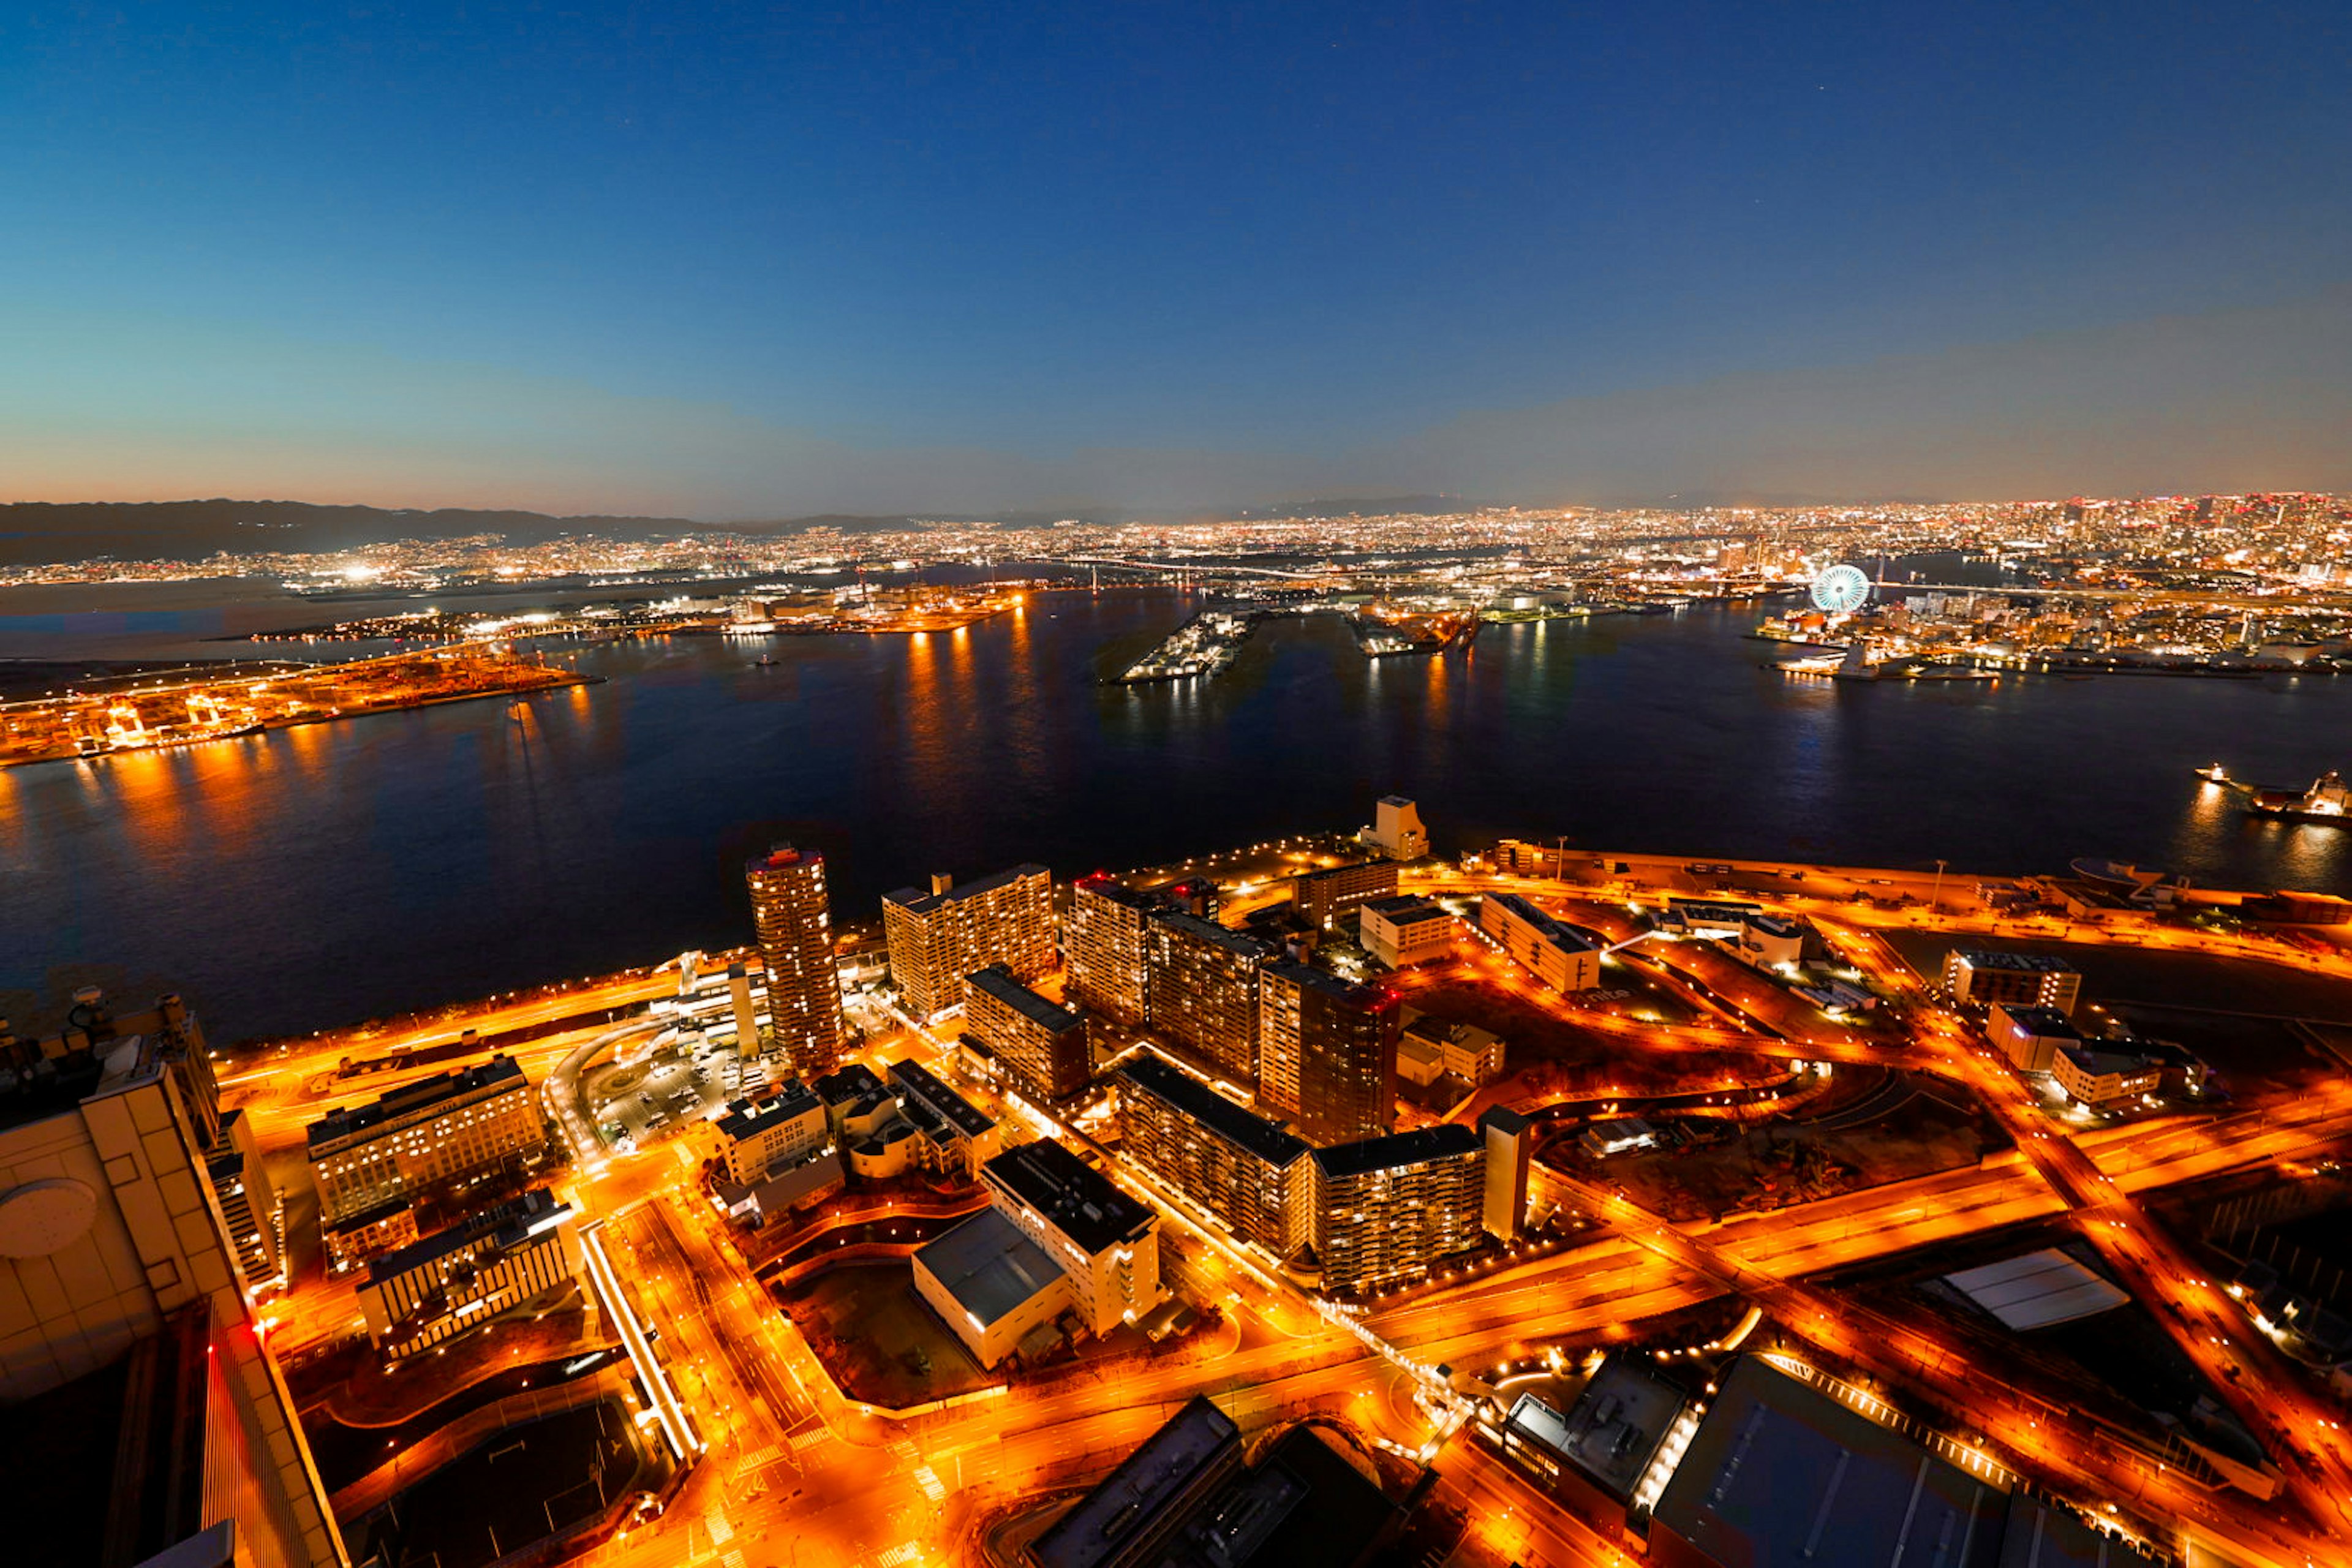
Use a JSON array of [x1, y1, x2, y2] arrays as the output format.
[[219, 851, 2352, 1568]]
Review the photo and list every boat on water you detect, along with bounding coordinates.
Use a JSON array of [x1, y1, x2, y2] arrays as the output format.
[[755, 653, 778, 667], [2199, 763, 2350, 823], [2245, 770, 2350, 824], [79, 721, 265, 758]]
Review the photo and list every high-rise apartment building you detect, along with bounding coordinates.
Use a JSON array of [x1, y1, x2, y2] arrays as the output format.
[[1310, 1124, 1485, 1294], [1258, 963, 1399, 1146], [746, 844, 848, 1073], [1293, 859, 1400, 931], [1145, 910, 1271, 1082], [306, 1054, 544, 1226], [1116, 1052, 1311, 1256], [965, 963, 1091, 1103], [883, 864, 1055, 1020], [1067, 873, 1162, 1027]]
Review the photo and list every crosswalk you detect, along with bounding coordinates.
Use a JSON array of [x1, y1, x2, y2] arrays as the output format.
[[790, 1425, 834, 1454], [911, 1465, 946, 1504], [876, 1544, 924, 1567]]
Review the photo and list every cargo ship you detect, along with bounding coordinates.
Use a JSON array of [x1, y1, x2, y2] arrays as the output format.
[[2196, 764, 2349, 824]]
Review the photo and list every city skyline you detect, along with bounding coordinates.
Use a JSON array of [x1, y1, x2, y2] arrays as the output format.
[[9, 3, 2352, 517]]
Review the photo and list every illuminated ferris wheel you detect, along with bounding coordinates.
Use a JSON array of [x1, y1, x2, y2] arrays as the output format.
[[1809, 564, 1872, 614]]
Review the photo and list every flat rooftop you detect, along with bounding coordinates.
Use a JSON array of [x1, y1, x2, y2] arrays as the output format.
[[305, 1054, 526, 1151], [1652, 1356, 2007, 1568], [713, 1082, 821, 1140], [2057, 1042, 2156, 1079], [887, 1057, 997, 1137], [1953, 949, 2079, 974], [966, 964, 1084, 1035], [1030, 1395, 1242, 1568], [1261, 959, 1391, 1008], [985, 1137, 1155, 1256], [1997, 1005, 2083, 1038], [1296, 859, 1395, 884], [1312, 1122, 1480, 1180], [883, 862, 1049, 916], [1119, 1052, 1310, 1168], [914, 1207, 1065, 1328], [1150, 908, 1271, 962], [1945, 1250, 2128, 1333], [364, 1189, 568, 1285], [1485, 892, 1602, 952], [1536, 1357, 1689, 1498]]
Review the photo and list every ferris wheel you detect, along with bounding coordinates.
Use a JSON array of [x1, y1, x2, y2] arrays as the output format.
[[1809, 564, 1872, 614]]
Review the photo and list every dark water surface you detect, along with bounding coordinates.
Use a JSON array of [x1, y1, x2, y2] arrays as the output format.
[[5, 587, 2346, 1038]]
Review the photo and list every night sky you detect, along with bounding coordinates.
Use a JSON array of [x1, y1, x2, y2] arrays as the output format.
[[6, 1, 2350, 516]]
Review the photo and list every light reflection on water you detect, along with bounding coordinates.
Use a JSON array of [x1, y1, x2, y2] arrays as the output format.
[[4, 592, 2345, 1036]]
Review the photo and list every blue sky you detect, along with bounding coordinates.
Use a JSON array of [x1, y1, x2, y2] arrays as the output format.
[[6, 1, 2350, 516]]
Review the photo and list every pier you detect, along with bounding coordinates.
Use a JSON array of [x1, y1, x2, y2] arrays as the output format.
[[0, 640, 594, 767]]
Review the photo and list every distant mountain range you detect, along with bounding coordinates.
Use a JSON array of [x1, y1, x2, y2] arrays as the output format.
[[0, 495, 1532, 567], [0, 499, 965, 567]]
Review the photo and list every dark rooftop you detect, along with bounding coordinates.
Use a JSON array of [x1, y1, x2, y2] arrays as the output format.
[[1262, 959, 1392, 1009], [813, 1061, 886, 1106], [1363, 894, 1449, 924], [1150, 907, 1272, 963], [363, 1189, 568, 1286], [1477, 1104, 1532, 1137], [1652, 1355, 2005, 1568], [304, 1054, 526, 1152], [1485, 892, 1602, 952], [913, 1207, 1065, 1327], [712, 1082, 821, 1142], [1120, 1052, 1310, 1168], [1296, 859, 1396, 885], [1996, 1005, 2083, 1039], [1311, 1122, 1481, 1180], [887, 1057, 997, 1138], [1030, 1396, 1243, 1568], [1076, 874, 1166, 911], [1953, 949, 2079, 974], [985, 1137, 1156, 1255], [967, 963, 1085, 1035], [1509, 1356, 1689, 1500], [1167, 1422, 1398, 1568], [883, 862, 1049, 916]]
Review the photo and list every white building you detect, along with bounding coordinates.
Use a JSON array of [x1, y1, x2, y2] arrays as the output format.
[[1362, 796, 1430, 860], [705, 1083, 828, 1185], [1360, 895, 1457, 969], [982, 1139, 1162, 1336], [912, 1207, 1071, 1369], [1480, 892, 1602, 992], [1397, 1013, 1506, 1087]]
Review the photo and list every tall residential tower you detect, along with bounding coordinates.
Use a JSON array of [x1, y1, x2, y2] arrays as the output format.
[[747, 844, 848, 1074]]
